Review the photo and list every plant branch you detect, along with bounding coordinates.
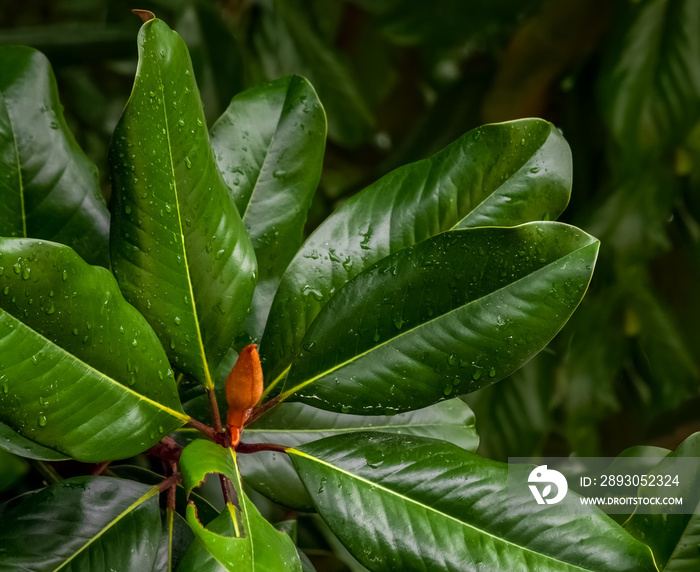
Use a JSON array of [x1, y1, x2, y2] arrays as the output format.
[[158, 472, 182, 493], [186, 417, 222, 443], [207, 388, 224, 434], [247, 395, 280, 426], [236, 441, 289, 454], [147, 436, 183, 463], [167, 461, 177, 512], [92, 461, 110, 476]]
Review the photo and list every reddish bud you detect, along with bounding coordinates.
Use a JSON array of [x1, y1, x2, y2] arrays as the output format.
[[225, 345, 263, 446]]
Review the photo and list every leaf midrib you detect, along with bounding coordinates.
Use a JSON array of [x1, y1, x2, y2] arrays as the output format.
[[54, 485, 159, 571], [448, 123, 552, 232], [280, 232, 597, 399], [156, 59, 214, 390], [1, 308, 188, 423], [229, 448, 253, 560], [166, 509, 175, 571], [13, 129, 26, 238], [289, 449, 595, 571], [245, 422, 472, 434], [239, 79, 291, 221]]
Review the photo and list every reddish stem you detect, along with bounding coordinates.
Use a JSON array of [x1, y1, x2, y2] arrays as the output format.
[[158, 473, 182, 493], [147, 436, 183, 464], [186, 417, 222, 443], [246, 395, 280, 426], [92, 461, 110, 476], [236, 441, 289, 454], [207, 388, 224, 434], [162, 436, 180, 449], [167, 462, 177, 511]]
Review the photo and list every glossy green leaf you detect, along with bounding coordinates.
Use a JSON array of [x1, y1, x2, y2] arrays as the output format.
[[273, 522, 317, 572], [107, 464, 220, 527], [298, 548, 317, 572], [0, 421, 69, 461], [599, 0, 700, 159], [299, 515, 371, 572], [177, 510, 241, 572], [178, 439, 302, 571], [210, 75, 326, 343], [0, 238, 187, 462], [604, 445, 674, 525], [289, 432, 656, 572], [238, 399, 478, 510], [153, 510, 193, 572], [0, 476, 161, 570], [625, 432, 700, 570], [0, 46, 110, 267], [466, 352, 556, 461], [109, 18, 257, 389], [180, 440, 239, 498], [280, 222, 598, 414], [616, 445, 672, 459], [261, 119, 572, 388]]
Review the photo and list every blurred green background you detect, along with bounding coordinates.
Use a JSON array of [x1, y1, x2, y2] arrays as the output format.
[[2, 0, 699, 477]]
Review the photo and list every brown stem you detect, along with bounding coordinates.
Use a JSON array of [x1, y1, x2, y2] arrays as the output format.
[[147, 436, 183, 464], [158, 473, 182, 493], [207, 388, 224, 434], [92, 461, 110, 476], [162, 436, 180, 449], [186, 417, 222, 443], [247, 395, 280, 426], [236, 441, 289, 454], [167, 462, 177, 512]]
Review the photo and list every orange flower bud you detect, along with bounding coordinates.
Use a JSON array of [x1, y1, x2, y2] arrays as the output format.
[[225, 344, 263, 446]]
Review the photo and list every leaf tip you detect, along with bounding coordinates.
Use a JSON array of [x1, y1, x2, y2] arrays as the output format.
[[132, 9, 156, 23]]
